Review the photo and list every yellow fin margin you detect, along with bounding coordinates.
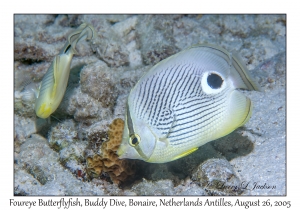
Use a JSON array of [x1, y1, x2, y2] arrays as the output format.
[[36, 103, 52, 118], [172, 147, 198, 161], [239, 97, 253, 127]]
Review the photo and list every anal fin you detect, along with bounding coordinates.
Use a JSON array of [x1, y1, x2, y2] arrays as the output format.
[[172, 147, 198, 161]]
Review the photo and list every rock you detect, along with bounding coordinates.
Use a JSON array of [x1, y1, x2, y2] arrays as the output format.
[[174, 178, 207, 195], [14, 115, 47, 144], [131, 179, 175, 195], [136, 15, 180, 65], [80, 61, 118, 108], [16, 134, 106, 195], [191, 158, 243, 195], [66, 87, 113, 125], [48, 119, 78, 151]]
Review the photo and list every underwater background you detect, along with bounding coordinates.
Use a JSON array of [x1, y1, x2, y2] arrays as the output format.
[[14, 14, 286, 195]]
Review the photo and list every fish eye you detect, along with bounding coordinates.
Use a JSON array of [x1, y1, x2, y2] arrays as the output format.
[[129, 134, 141, 147], [207, 73, 223, 89]]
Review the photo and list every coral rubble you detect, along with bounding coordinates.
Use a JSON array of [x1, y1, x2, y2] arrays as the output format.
[[191, 158, 243, 195]]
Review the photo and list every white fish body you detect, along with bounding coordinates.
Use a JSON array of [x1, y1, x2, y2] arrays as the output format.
[[117, 44, 260, 163], [35, 23, 95, 118]]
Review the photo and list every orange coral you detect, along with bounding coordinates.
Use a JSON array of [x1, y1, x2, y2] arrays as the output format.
[[86, 118, 136, 185]]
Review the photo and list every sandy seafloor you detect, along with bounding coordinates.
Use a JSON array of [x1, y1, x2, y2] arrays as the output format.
[[14, 14, 286, 196]]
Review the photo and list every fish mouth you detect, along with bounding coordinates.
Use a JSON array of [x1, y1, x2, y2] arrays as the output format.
[[116, 144, 125, 157], [116, 142, 143, 160]]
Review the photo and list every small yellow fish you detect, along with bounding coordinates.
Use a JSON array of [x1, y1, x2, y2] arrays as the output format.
[[117, 44, 260, 163], [35, 23, 95, 118]]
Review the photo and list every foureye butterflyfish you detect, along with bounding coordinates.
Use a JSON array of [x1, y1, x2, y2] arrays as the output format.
[[35, 23, 95, 118], [117, 44, 260, 163]]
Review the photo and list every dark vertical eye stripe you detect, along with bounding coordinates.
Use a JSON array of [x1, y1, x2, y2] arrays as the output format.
[[126, 102, 135, 136], [127, 102, 150, 160]]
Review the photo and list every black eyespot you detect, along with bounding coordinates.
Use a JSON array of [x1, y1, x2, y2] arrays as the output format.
[[132, 137, 138, 144], [129, 134, 141, 147], [207, 73, 223, 89]]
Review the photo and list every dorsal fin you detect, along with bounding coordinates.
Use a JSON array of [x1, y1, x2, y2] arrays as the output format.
[[230, 51, 261, 91], [67, 23, 96, 54], [189, 43, 261, 91]]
